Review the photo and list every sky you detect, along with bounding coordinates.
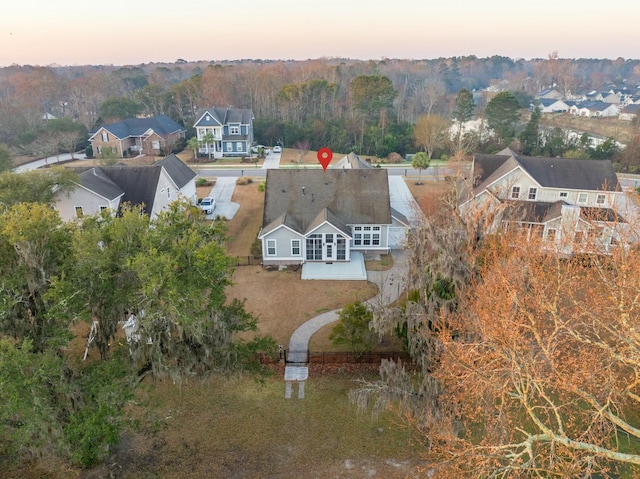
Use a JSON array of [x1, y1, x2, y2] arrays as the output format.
[[1, 0, 639, 67]]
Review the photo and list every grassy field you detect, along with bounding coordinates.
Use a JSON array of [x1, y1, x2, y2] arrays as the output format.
[[539, 113, 637, 144]]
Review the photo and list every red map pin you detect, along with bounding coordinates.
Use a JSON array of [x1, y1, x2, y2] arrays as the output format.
[[317, 148, 333, 171]]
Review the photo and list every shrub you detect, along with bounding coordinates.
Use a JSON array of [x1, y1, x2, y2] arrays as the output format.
[[386, 152, 404, 164], [236, 176, 253, 185], [196, 177, 209, 187]]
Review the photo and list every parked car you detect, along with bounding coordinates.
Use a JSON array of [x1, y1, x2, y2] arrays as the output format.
[[199, 197, 216, 215], [273, 146, 282, 153]]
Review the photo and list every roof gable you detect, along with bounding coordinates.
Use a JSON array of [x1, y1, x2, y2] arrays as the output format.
[[262, 169, 391, 234], [92, 115, 185, 139], [472, 153, 619, 193], [194, 107, 254, 127]]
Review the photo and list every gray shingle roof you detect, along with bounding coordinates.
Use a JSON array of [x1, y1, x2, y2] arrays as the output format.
[[473, 153, 620, 192], [90, 115, 185, 140], [261, 169, 391, 235], [331, 152, 373, 169], [72, 155, 196, 216], [78, 168, 125, 201], [194, 107, 254, 127]]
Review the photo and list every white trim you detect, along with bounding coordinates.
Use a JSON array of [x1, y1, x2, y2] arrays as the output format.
[[291, 239, 301, 256], [266, 239, 276, 256]]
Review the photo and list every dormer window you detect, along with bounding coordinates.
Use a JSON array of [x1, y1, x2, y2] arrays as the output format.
[[230, 125, 240, 135], [206, 115, 210, 121]]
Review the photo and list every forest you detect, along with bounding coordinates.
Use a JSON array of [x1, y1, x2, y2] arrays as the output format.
[[1, 55, 640, 164]]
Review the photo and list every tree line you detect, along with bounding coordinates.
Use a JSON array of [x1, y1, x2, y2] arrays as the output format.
[[1, 56, 640, 162]]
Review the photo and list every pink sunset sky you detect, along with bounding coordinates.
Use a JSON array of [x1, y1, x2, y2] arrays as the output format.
[[2, 0, 639, 66]]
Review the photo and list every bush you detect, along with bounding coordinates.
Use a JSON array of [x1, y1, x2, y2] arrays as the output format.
[[251, 237, 262, 258], [386, 152, 404, 164], [236, 176, 253, 185], [258, 180, 266, 192], [329, 301, 375, 357], [196, 177, 209, 187], [85, 145, 94, 159]]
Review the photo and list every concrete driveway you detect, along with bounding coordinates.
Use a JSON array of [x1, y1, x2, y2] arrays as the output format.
[[205, 177, 239, 219], [388, 176, 424, 226], [261, 150, 281, 169]]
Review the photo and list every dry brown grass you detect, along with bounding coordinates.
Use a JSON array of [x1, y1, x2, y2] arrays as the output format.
[[224, 179, 264, 257], [540, 113, 636, 144], [227, 267, 378, 346], [405, 177, 452, 216], [280, 148, 383, 167]]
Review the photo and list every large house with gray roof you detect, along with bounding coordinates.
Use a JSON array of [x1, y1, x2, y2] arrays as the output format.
[[89, 115, 186, 158], [55, 154, 197, 221], [258, 169, 399, 273], [193, 107, 254, 159], [460, 148, 639, 255]]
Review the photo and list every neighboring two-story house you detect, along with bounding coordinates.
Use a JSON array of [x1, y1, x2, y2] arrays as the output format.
[[89, 115, 186, 158], [460, 149, 638, 255], [55, 154, 197, 221], [193, 107, 254, 159]]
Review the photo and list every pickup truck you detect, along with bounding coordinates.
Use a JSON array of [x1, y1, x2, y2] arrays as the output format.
[[199, 196, 216, 215]]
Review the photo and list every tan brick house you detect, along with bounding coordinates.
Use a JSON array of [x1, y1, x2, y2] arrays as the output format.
[[89, 115, 186, 158]]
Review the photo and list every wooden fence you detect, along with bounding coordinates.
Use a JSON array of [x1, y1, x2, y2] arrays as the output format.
[[259, 350, 411, 365]]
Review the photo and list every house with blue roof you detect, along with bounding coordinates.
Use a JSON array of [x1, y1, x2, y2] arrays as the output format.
[[193, 107, 254, 159], [89, 115, 186, 158]]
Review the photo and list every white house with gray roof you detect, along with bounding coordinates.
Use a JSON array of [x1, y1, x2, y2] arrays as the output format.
[[258, 169, 398, 272], [460, 149, 639, 255], [55, 154, 197, 221], [193, 107, 254, 159]]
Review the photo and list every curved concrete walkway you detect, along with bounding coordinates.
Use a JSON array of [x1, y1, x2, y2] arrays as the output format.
[[287, 250, 408, 363]]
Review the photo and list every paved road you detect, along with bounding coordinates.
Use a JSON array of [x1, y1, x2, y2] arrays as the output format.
[[14, 152, 87, 172], [195, 165, 449, 178]]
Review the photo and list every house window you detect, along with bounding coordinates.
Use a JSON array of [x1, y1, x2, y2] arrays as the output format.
[[511, 186, 520, 199], [326, 234, 333, 244], [354, 226, 362, 231], [372, 233, 381, 245], [151, 140, 160, 150], [75, 206, 84, 218], [528, 187, 537, 200], [101, 132, 108, 142], [373, 226, 380, 231], [236, 142, 243, 151], [547, 228, 556, 242], [559, 191, 568, 199], [596, 194, 606, 205], [226, 143, 232, 151], [353, 233, 362, 246], [306, 234, 322, 260], [291, 239, 301, 256], [337, 236, 346, 260], [167, 188, 171, 200], [230, 125, 240, 135], [578, 193, 588, 204], [99, 205, 108, 212], [266, 239, 276, 256]]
